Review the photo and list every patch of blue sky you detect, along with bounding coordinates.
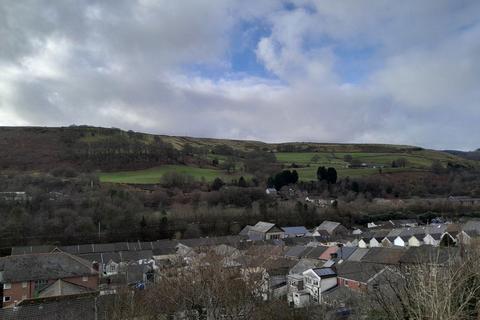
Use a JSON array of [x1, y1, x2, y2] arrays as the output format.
[[182, 19, 278, 81], [332, 44, 380, 84]]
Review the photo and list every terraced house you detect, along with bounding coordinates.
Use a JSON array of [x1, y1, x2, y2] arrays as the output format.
[[0, 252, 98, 308]]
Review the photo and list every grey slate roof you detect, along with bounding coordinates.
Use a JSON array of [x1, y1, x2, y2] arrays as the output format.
[[289, 259, 324, 275], [361, 247, 407, 265], [0, 252, 96, 283], [302, 246, 328, 259], [252, 221, 276, 233], [335, 261, 385, 283], [316, 221, 341, 234], [38, 279, 94, 298], [312, 267, 336, 278], [335, 246, 357, 260], [0, 294, 110, 320], [282, 226, 309, 236], [463, 220, 480, 233], [239, 225, 253, 236], [399, 246, 459, 265], [346, 248, 370, 262], [284, 246, 308, 258], [11, 245, 55, 256]]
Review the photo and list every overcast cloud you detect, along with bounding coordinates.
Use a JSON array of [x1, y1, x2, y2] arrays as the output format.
[[0, 0, 479, 150]]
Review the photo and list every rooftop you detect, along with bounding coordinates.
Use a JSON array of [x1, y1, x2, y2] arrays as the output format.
[[0, 252, 96, 283]]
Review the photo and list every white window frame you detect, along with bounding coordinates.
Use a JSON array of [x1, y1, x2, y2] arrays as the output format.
[[82, 276, 88, 282], [3, 283, 11, 289], [22, 282, 28, 288], [3, 296, 11, 302]]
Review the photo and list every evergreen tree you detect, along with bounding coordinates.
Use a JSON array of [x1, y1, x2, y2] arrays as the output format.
[[327, 167, 337, 184], [238, 176, 248, 188]]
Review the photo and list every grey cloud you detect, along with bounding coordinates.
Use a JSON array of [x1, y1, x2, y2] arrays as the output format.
[[0, 0, 479, 150]]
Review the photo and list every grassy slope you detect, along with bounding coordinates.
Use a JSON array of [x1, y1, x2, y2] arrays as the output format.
[[99, 165, 247, 184], [0, 126, 476, 183], [274, 149, 472, 180]]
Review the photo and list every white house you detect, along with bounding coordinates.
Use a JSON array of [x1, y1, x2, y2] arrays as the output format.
[[407, 236, 422, 247], [369, 237, 382, 248], [393, 236, 407, 247], [358, 239, 368, 248], [301, 268, 337, 305], [104, 260, 119, 276], [424, 233, 448, 246], [266, 188, 277, 195]]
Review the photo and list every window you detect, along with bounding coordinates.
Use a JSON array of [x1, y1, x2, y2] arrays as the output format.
[[22, 282, 28, 288], [34, 280, 48, 290], [3, 296, 10, 302], [82, 276, 88, 282], [3, 283, 11, 289]]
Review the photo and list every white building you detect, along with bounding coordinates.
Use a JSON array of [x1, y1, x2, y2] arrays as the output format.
[[301, 268, 337, 305]]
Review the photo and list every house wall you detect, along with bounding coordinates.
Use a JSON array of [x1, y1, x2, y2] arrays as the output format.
[[338, 277, 366, 291], [369, 238, 380, 247], [457, 232, 471, 245], [393, 237, 405, 247], [423, 234, 437, 246], [2, 275, 98, 308], [266, 232, 284, 240], [408, 237, 421, 247], [381, 239, 392, 247], [320, 277, 337, 293], [358, 240, 368, 248]]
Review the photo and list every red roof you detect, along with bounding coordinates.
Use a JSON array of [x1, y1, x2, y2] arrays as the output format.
[[318, 246, 339, 260]]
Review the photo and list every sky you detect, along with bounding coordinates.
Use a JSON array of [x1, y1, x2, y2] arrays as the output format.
[[0, 0, 479, 150]]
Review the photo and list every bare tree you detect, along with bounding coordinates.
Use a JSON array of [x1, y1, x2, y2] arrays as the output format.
[[369, 247, 480, 320]]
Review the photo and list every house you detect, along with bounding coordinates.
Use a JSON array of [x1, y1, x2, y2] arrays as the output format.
[[301, 268, 337, 304], [360, 247, 407, 266], [0, 191, 31, 202], [0, 293, 105, 320], [389, 219, 419, 228], [423, 224, 448, 246], [439, 232, 457, 246], [423, 233, 443, 246], [358, 238, 368, 249], [282, 226, 309, 238], [458, 219, 480, 245], [448, 196, 480, 206], [265, 188, 277, 195], [318, 246, 339, 261], [0, 252, 98, 308], [336, 261, 386, 291], [243, 222, 285, 241], [300, 246, 328, 260], [312, 221, 348, 237], [399, 246, 459, 266], [352, 228, 363, 235]]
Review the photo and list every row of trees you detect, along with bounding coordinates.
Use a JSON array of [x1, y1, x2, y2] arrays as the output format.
[[316, 166, 337, 184]]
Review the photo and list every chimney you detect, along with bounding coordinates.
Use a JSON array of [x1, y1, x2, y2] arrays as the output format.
[[92, 261, 99, 272]]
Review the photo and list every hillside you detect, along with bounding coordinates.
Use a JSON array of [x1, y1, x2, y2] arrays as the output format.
[[0, 126, 477, 183]]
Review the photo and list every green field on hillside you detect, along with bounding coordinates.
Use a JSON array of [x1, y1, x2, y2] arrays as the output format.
[[99, 165, 245, 184], [275, 150, 465, 169]]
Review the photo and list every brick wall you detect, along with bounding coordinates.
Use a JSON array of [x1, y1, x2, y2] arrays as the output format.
[[337, 277, 366, 291]]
